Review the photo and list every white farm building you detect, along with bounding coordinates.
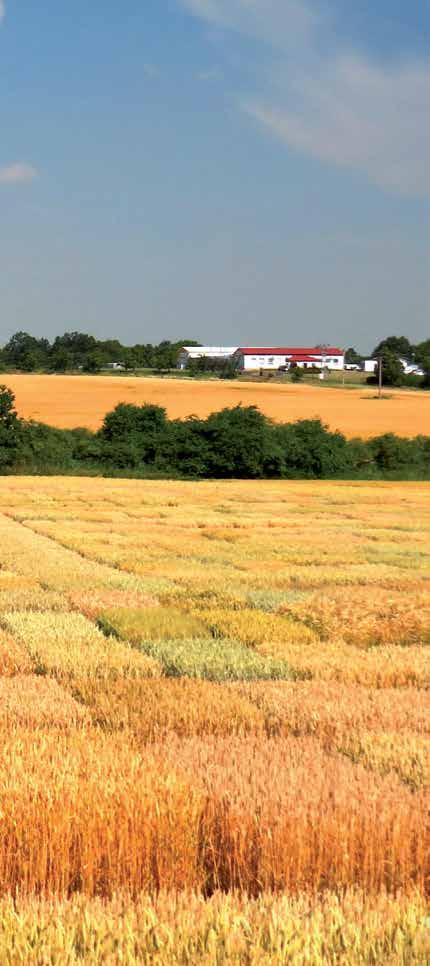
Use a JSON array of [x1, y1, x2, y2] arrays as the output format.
[[177, 346, 238, 370], [233, 346, 345, 372]]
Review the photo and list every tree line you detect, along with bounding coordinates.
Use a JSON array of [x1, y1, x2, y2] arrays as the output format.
[[1, 331, 429, 386], [0, 386, 429, 480], [0, 332, 200, 373]]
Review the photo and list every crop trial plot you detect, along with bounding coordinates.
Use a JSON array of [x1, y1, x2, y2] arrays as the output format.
[[0, 476, 428, 961]]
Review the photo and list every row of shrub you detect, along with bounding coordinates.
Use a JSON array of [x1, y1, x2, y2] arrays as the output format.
[[1, 387, 429, 479]]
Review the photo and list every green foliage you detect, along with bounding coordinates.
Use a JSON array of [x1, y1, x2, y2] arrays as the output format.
[[99, 403, 168, 468], [420, 356, 430, 389], [372, 336, 413, 359], [414, 340, 430, 368], [202, 406, 284, 479], [369, 434, 430, 472], [0, 385, 428, 479], [2, 332, 50, 371], [380, 350, 405, 387], [290, 366, 304, 382], [275, 419, 353, 478], [344, 347, 363, 365], [0, 386, 20, 469], [16, 422, 76, 471], [1, 331, 202, 373], [188, 357, 238, 379]]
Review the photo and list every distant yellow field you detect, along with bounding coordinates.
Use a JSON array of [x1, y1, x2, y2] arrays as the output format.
[[4, 373, 430, 437]]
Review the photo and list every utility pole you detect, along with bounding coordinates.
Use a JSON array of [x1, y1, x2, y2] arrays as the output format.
[[378, 356, 383, 398]]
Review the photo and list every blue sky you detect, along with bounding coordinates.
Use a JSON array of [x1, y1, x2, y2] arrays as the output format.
[[1, 1, 430, 352]]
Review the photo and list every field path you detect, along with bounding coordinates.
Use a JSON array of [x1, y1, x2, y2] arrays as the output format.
[[4, 373, 430, 437], [0, 509, 148, 594]]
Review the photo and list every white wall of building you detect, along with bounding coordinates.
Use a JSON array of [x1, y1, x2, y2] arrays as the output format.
[[236, 353, 345, 372]]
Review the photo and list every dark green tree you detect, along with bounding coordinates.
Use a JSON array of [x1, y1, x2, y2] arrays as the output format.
[[421, 356, 430, 389], [82, 351, 106, 373], [51, 332, 97, 368], [201, 406, 284, 478], [275, 419, 352, 478], [380, 349, 405, 387], [49, 348, 72, 372], [0, 385, 20, 470], [372, 336, 413, 360], [414, 340, 430, 368], [99, 403, 168, 467], [345, 347, 363, 365], [3, 332, 50, 370]]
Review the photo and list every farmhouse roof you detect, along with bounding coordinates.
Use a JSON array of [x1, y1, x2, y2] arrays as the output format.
[[181, 346, 238, 353], [285, 354, 319, 362], [236, 346, 344, 356]]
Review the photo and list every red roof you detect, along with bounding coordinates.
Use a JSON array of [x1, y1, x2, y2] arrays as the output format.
[[236, 347, 343, 356], [285, 354, 318, 362]]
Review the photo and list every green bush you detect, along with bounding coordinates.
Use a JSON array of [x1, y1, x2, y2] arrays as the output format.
[[0, 384, 429, 480]]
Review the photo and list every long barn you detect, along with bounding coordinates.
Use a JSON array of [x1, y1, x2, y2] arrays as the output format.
[[234, 346, 345, 371]]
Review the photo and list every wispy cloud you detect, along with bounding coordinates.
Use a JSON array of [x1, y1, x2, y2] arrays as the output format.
[[0, 2, 5, 23], [181, 0, 430, 197], [181, 0, 317, 45], [0, 163, 38, 185]]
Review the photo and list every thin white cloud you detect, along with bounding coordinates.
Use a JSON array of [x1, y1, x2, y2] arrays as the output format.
[[247, 56, 430, 196], [181, 0, 318, 46], [0, 163, 38, 185], [181, 0, 430, 197], [0, 3, 5, 24]]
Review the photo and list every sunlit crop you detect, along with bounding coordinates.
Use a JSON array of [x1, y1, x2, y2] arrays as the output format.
[[0, 476, 428, 957], [6, 371, 430, 437]]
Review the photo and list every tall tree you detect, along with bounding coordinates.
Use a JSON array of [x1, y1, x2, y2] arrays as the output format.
[[372, 336, 413, 360], [380, 349, 405, 387], [345, 347, 363, 365]]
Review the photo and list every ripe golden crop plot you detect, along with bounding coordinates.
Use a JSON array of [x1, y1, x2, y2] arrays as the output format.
[[2, 612, 160, 681], [100, 606, 211, 644], [75, 677, 264, 738], [282, 586, 430, 647], [0, 729, 205, 896], [200, 608, 318, 647], [0, 628, 33, 676], [258, 637, 430, 687], [337, 732, 430, 791], [0, 676, 88, 729], [233, 681, 430, 738], [160, 735, 429, 896], [0, 476, 428, 953], [0, 890, 427, 964], [6, 372, 430, 437], [232, 682, 430, 787], [68, 587, 159, 621], [0, 730, 426, 898]]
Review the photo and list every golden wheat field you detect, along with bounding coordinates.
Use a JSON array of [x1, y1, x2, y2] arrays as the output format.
[[5, 371, 430, 436], [0, 476, 428, 962]]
